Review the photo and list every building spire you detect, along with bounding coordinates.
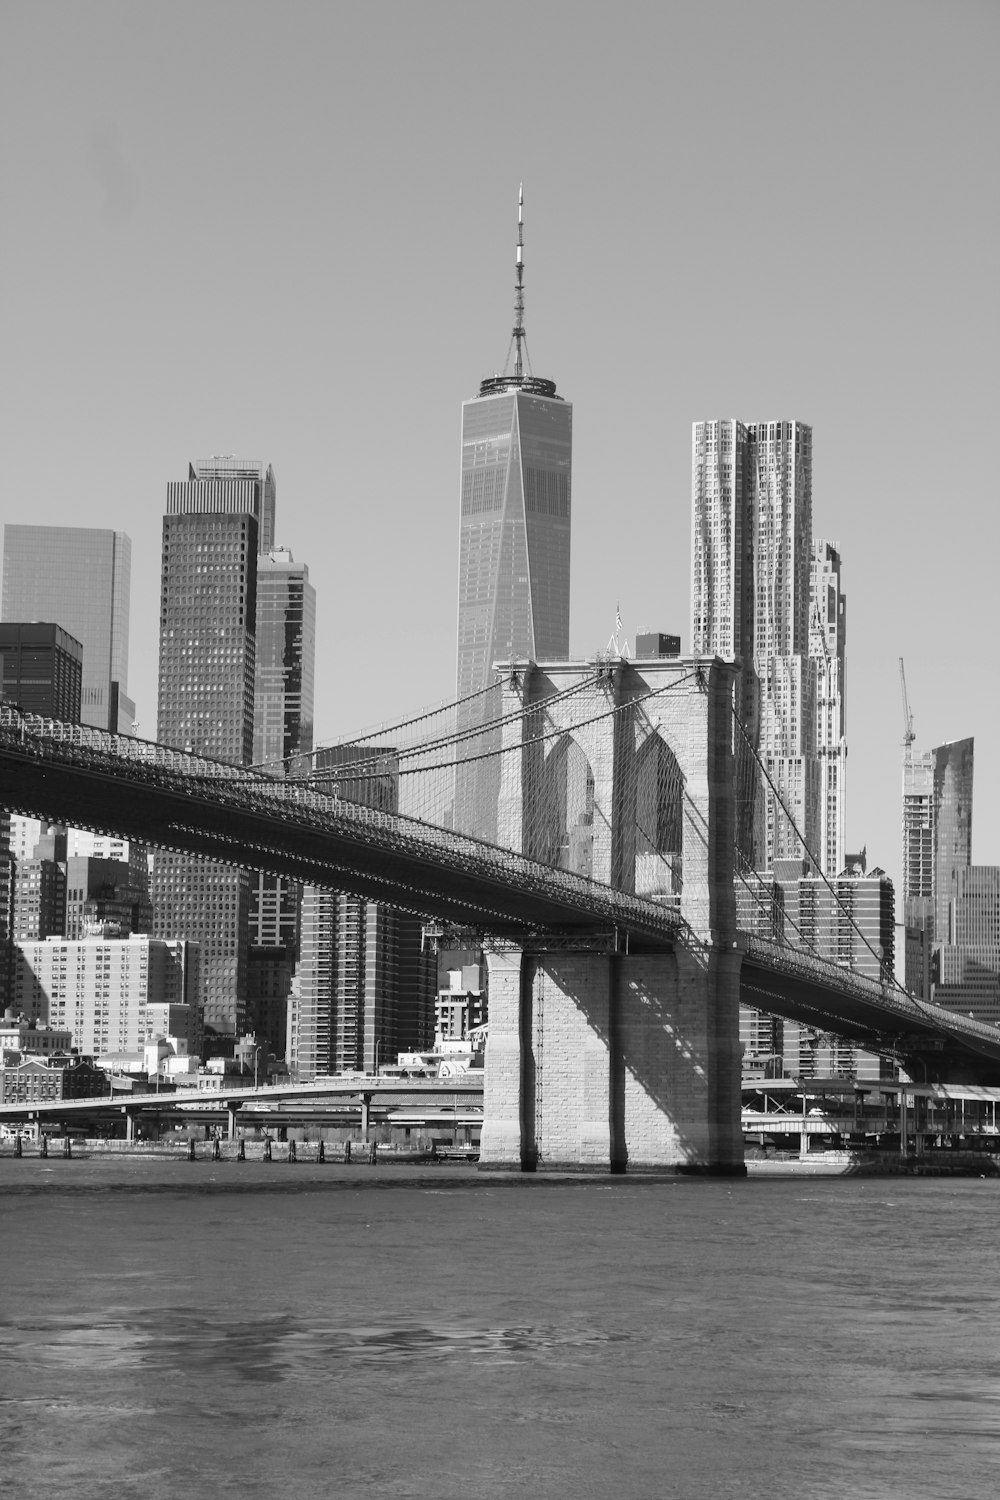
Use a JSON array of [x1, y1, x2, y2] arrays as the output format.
[[478, 185, 560, 399], [513, 183, 525, 378]]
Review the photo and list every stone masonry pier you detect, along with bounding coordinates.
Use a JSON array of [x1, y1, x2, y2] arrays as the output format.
[[479, 655, 745, 1173]]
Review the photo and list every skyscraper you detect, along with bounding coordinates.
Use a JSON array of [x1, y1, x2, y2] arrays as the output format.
[[248, 547, 316, 1054], [748, 420, 817, 868], [2, 526, 133, 732], [455, 190, 571, 839], [690, 418, 819, 870], [809, 539, 847, 878], [290, 745, 436, 1079], [902, 737, 974, 997], [935, 866, 1000, 1025], [0, 623, 82, 721], [691, 419, 760, 859], [151, 458, 271, 1036], [252, 547, 315, 779]]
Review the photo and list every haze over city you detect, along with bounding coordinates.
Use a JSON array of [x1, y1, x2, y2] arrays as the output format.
[[3, 0, 998, 902]]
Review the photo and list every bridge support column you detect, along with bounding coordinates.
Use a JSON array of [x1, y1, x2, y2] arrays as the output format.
[[479, 951, 532, 1170], [124, 1107, 139, 1143], [227, 1101, 242, 1141], [360, 1093, 371, 1142], [479, 943, 744, 1174]]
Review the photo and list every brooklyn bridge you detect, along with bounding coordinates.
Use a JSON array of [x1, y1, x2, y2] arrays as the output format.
[[0, 653, 997, 1173]]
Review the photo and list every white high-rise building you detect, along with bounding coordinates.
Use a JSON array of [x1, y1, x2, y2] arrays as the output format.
[[690, 418, 823, 871]]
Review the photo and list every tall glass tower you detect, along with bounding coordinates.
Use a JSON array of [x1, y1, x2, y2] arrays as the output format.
[[455, 189, 572, 840], [2, 526, 133, 732], [902, 736, 974, 998]]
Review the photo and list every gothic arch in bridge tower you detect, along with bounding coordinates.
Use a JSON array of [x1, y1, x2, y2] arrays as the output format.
[[527, 732, 595, 879], [633, 728, 684, 900]]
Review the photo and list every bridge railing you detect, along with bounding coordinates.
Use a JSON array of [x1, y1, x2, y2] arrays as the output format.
[[743, 933, 1000, 1045]]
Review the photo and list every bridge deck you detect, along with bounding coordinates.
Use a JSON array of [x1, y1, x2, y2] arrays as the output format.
[[1, 709, 999, 1080]]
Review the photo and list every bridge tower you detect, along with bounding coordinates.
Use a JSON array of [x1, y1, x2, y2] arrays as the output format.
[[479, 654, 745, 1173]]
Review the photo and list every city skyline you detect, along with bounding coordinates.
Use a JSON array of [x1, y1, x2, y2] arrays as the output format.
[[2, 3, 998, 909]]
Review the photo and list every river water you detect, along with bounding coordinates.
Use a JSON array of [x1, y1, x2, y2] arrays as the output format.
[[2, 1160, 998, 1499]]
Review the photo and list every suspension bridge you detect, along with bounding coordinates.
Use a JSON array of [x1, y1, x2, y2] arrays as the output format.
[[0, 653, 997, 1172]]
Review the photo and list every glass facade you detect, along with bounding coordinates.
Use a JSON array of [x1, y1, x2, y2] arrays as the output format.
[[457, 390, 571, 702], [933, 737, 974, 940], [2, 526, 132, 731], [252, 549, 315, 772], [455, 388, 572, 840], [902, 737, 974, 1000]]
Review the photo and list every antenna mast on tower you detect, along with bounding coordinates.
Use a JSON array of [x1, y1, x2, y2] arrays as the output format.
[[480, 187, 558, 399], [513, 183, 526, 377], [502, 185, 533, 380]]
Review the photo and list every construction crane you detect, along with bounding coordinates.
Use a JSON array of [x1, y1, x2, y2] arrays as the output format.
[[899, 657, 916, 761]]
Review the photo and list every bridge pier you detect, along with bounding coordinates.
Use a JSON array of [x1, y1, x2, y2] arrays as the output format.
[[226, 1101, 242, 1141], [124, 1107, 139, 1143], [360, 1093, 371, 1142], [480, 943, 744, 1174]]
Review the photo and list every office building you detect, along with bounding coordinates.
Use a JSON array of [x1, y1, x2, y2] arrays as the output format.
[[249, 547, 316, 1051], [455, 190, 571, 840], [0, 622, 82, 721], [2, 526, 133, 732], [809, 540, 847, 879], [253, 548, 315, 774], [249, 548, 316, 1029], [934, 866, 1000, 1025], [151, 458, 270, 1036], [64, 854, 151, 939], [291, 889, 436, 1080], [775, 854, 894, 984], [290, 744, 436, 1080], [11, 825, 67, 943], [902, 738, 974, 997], [776, 852, 894, 1080], [12, 935, 200, 1057], [191, 456, 277, 557]]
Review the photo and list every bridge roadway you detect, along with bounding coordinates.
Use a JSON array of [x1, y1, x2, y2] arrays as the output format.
[[2, 709, 1000, 1080], [0, 1077, 486, 1134], [0, 707, 681, 948]]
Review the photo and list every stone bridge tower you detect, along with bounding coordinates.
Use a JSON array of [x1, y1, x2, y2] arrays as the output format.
[[480, 654, 745, 1174]]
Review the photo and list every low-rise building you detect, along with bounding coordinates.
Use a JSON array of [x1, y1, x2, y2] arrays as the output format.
[[0, 1056, 108, 1105], [0, 1008, 72, 1058]]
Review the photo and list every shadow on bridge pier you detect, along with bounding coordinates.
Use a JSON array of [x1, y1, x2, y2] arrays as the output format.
[[480, 942, 745, 1176]]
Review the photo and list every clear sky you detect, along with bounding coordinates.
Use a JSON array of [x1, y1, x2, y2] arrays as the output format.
[[2, 0, 998, 903]]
